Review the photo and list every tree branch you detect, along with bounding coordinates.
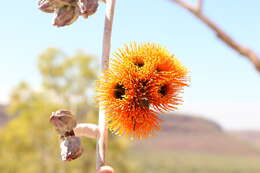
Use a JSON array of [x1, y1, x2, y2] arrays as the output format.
[[96, 0, 116, 170], [170, 0, 260, 72], [196, 0, 203, 12]]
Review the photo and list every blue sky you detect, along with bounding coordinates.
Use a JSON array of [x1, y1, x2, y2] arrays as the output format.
[[0, 0, 259, 130]]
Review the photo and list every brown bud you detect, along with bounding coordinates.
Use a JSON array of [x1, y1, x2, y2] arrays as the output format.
[[60, 136, 83, 161], [59, 0, 75, 3], [38, 0, 55, 13], [77, 0, 98, 18], [56, 0, 77, 6], [50, 109, 77, 136], [38, 0, 99, 26], [52, 5, 80, 27]]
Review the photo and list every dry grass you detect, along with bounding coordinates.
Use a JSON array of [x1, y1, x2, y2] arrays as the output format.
[[128, 151, 260, 173]]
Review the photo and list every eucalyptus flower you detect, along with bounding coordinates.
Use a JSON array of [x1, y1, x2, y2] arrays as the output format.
[[96, 43, 189, 139]]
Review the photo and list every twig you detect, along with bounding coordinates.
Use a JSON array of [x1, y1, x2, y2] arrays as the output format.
[[196, 0, 203, 12], [170, 0, 260, 72], [101, 0, 116, 70], [96, 0, 116, 170], [74, 123, 100, 139]]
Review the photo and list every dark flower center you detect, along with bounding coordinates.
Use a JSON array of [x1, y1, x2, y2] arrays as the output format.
[[158, 84, 168, 96], [156, 68, 161, 72], [140, 97, 149, 108], [114, 84, 126, 100], [134, 60, 144, 67]]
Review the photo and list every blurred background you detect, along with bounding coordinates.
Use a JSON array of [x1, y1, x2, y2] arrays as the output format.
[[0, 0, 260, 172]]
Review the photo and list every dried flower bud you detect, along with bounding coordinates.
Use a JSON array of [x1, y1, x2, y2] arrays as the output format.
[[38, 0, 55, 13], [53, 6, 80, 27], [97, 166, 115, 173], [59, 0, 75, 3], [38, 0, 99, 26], [77, 0, 98, 18], [56, 0, 77, 6], [50, 109, 77, 136], [60, 136, 83, 161]]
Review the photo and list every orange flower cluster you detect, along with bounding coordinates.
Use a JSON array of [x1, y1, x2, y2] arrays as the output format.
[[96, 43, 189, 139]]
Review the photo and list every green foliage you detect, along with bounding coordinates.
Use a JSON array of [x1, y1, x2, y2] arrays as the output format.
[[0, 48, 131, 173]]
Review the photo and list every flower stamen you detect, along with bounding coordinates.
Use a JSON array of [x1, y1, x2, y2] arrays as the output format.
[[158, 84, 168, 96], [114, 83, 125, 100]]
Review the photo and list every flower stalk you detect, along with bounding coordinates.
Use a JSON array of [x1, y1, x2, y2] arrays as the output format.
[[96, 0, 116, 170]]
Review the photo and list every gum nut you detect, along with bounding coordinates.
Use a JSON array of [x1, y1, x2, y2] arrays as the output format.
[[49, 110, 77, 134], [38, 0, 55, 13], [60, 136, 83, 161], [77, 0, 98, 18], [56, 0, 76, 6], [53, 6, 79, 27], [97, 166, 115, 173], [58, 0, 75, 3]]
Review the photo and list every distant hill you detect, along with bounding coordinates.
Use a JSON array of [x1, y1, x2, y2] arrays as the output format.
[[231, 130, 260, 150], [160, 113, 222, 134], [133, 113, 260, 156]]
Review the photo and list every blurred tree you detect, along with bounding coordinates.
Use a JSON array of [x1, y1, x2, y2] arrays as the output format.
[[0, 48, 132, 173]]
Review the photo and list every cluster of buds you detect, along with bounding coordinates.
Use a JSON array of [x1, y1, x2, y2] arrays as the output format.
[[38, 0, 100, 27], [50, 110, 83, 161]]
